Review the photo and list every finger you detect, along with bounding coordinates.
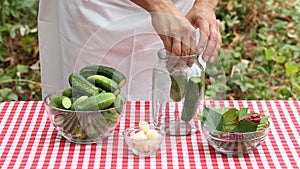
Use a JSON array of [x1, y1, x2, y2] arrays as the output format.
[[166, 38, 181, 70], [190, 29, 197, 55], [171, 38, 181, 56], [181, 34, 190, 56], [203, 39, 215, 62], [180, 25, 195, 56], [203, 28, 221, 62], [195, 18, 209, 54], [159, 34, 172, 53], [209, 32, 222, 63]]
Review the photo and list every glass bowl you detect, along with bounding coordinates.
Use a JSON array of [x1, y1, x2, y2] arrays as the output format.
[[123, 126, 165, 157], [44, 90, 126, 144], [201, 123, 270, 155]]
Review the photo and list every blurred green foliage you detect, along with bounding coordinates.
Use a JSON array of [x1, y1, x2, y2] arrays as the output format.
[[0, 0, 299, 101], [212, 0, 300, 100], [0, 0, 41, 101]]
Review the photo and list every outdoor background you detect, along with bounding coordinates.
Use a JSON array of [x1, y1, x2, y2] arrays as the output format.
[[0, 0, 299, 102]]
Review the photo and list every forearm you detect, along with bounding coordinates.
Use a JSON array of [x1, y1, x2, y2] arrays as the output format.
[[130, 0, 174, 13]]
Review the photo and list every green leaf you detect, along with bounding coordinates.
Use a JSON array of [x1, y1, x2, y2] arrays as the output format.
[[222, 108, 238, 132], [7, 93, 18, 101], [285, 62, 299, 76], [233, 120, 258, 133], [202, 107, 224, 131], [16, 64, 29, 73], [276, 56, 286, 63], [237, 108, 249, 121], [260, 115, 271, 124], [0, 88, 12, 97], [223, 124, 237, 132], [264, 48, 277, 61], [222, 108, 238, 125]]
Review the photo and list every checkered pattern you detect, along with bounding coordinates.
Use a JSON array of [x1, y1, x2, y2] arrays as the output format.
[[0, 100, 299, 168]]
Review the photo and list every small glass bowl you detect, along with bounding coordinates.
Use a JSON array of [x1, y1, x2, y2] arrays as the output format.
[[201, 123, 270, 155], [44, 90, 126, 144], [123, 126, 165, 157]]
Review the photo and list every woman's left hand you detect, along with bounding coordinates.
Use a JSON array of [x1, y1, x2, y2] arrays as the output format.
[[186, 0, 222, 63]]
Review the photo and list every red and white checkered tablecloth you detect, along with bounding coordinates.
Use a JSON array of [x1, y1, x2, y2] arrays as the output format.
[[0, 100, 300, 168]]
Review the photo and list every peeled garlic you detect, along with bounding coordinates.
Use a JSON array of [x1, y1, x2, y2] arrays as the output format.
[[131, 130, 147, 140], [139, 121, 150, 133], [146, 129, 160, 139]]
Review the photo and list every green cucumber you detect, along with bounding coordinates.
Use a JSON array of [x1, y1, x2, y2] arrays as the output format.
[[68, 73, 100, 96], [109, 94, 123, 114], [71, 95, 89, 110], [87, 75, 120, 95], [181, 77, 202, 122], [170, 74, 187, 102], [62, 88, 73, 98], [50, 96, 72, 109], [79, 65, 126, 87], [62, 87, 85, 98], [74, 92, 116, 111]]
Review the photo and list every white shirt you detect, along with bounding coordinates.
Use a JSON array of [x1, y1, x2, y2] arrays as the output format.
[[38, 0, 195, 100]]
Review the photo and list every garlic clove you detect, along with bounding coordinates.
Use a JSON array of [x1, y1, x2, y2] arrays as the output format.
[[146, 129, 160, 139], [139, 121, 150, 133], [131, 130, 147, 140]]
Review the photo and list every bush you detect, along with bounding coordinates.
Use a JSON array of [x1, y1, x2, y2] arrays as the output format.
[[0, 0, 41, 101], [213, 0, 300, 100]]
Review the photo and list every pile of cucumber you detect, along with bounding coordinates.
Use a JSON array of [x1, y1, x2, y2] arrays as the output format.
[[49, 65, 126, 140]]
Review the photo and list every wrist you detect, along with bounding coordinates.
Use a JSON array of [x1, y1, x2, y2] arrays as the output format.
[[131, 0, 174, 13], [194, 0, 218, 11]]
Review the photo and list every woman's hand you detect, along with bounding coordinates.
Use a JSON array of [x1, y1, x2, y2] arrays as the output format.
[[131, 0, 197, 57], [186, 0, 221, 62]]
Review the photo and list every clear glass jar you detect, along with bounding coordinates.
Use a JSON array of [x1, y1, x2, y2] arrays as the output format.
[[152, 48, 205, 136]]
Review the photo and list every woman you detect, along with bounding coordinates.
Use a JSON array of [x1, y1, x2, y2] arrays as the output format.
[[38, 0, 221, 100]]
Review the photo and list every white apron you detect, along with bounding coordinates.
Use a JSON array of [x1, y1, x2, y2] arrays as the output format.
[[38, 0, 195, 100]]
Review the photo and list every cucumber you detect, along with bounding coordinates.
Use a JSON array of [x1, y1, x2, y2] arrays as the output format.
[[170, 74, 187, 102], [181, 77, 202, 122], [74, 92, 116, 111], [50, 96, 72, 109], [62, 88, 73, 98], [62, 87, 85, 98], [68, 73, 100, 96], [87, 75, 120, 95], [79, 65, 126, 87], [71, 95, 89, 111], [109, 94, 123, 114]]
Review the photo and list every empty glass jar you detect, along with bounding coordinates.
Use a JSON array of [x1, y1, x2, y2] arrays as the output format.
[[152, 48, 205, 136]]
